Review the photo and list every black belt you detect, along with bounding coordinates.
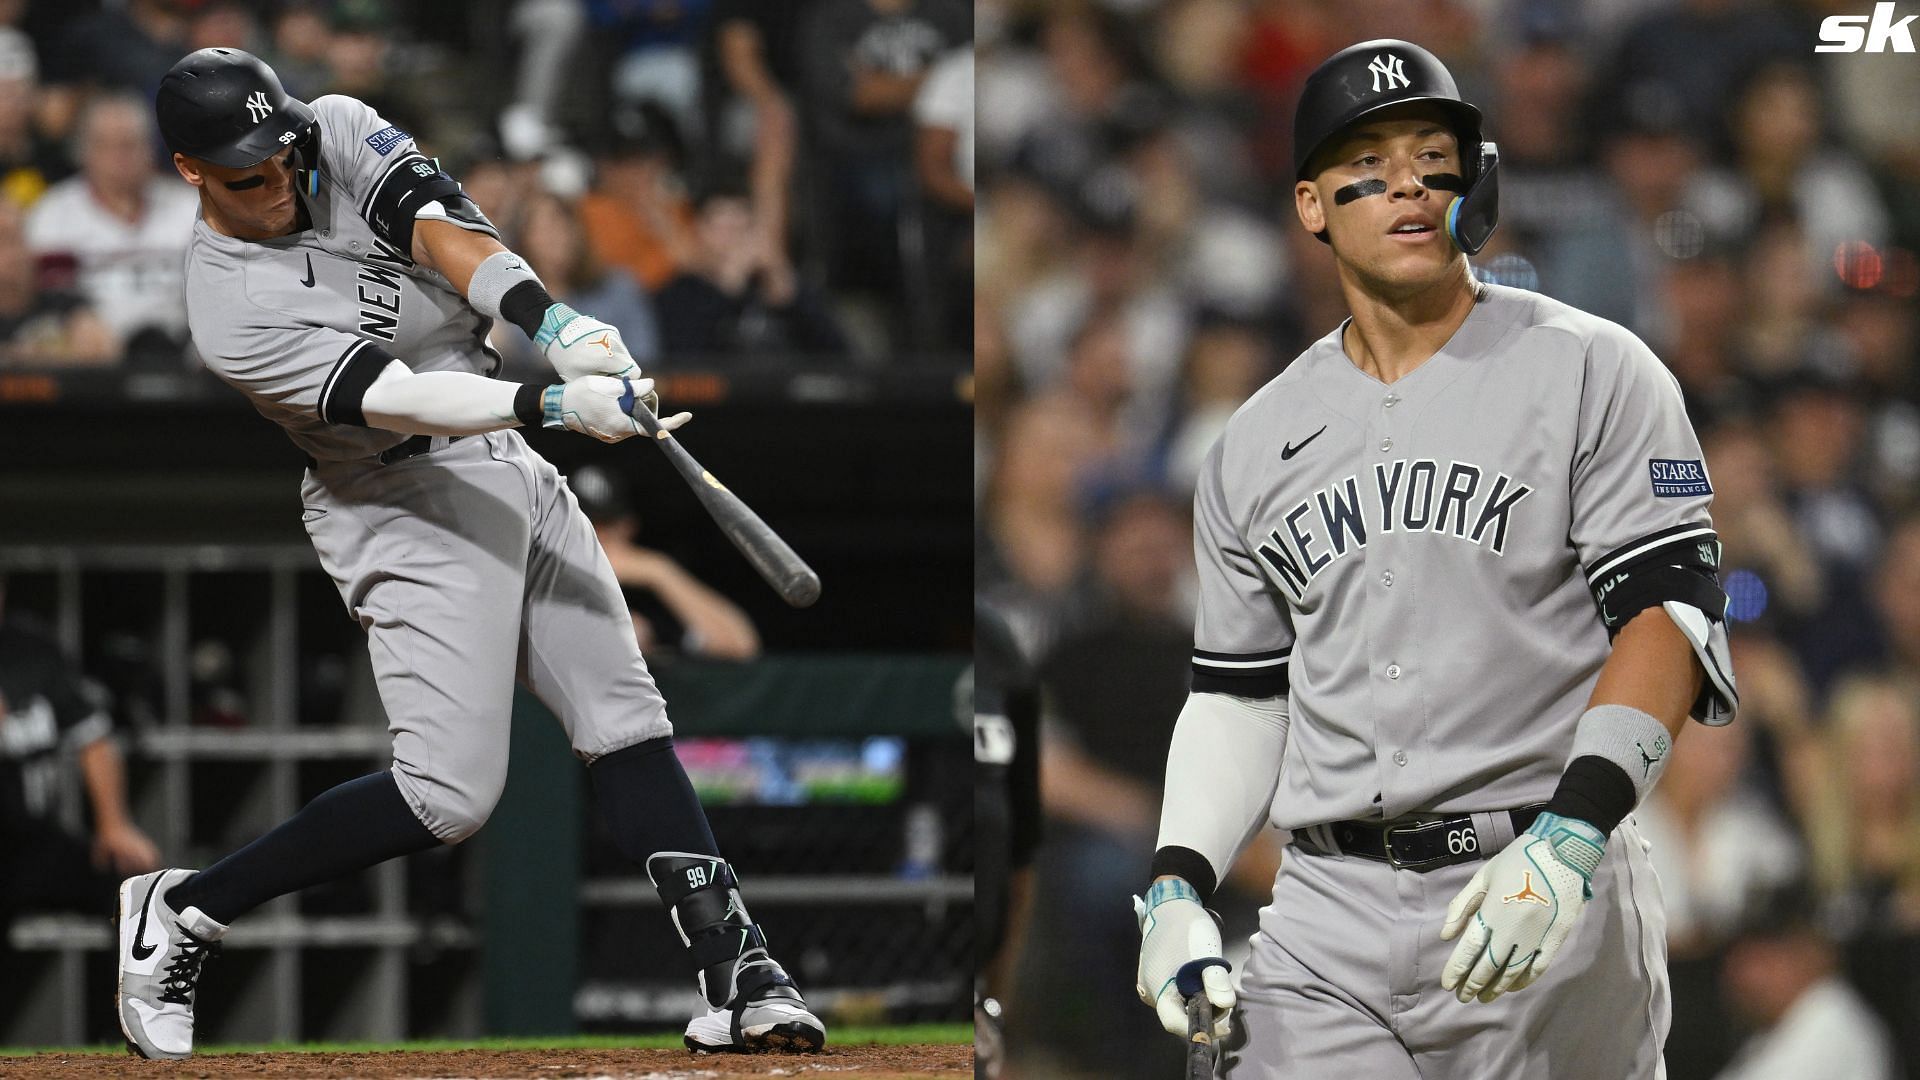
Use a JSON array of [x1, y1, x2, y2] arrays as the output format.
[[1293, 805, 1546, 873], [306, 434, 464, 470]]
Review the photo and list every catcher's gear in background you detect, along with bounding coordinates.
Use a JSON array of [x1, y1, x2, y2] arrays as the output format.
[[157, 48, 318, 176], [1292, 39, 1500, 254], [1136, 878, 1234, 1039], [1439, 812, 1607, 1003]]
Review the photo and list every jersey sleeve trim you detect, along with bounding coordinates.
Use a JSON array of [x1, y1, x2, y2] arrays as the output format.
[[1583, 522, 1718, 586], [318, 339, 396, 427], [1192, 647, 1290, 696]]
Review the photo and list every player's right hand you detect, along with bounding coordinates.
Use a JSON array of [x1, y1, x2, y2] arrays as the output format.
[[545, 376, 692, 443], [1135, 877, 1234, 1039]]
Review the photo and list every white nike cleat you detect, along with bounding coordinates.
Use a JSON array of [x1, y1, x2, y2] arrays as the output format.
[[683, 974, 827, 1054], [115, 869, 228, 1060]]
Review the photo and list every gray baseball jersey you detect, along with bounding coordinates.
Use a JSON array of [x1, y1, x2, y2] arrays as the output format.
[[183, 95, 669, 840], [185, 95, 498, 463], [1189, 283, 1733, 830]]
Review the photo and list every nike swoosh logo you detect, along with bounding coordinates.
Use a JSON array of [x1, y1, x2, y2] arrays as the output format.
[[1281, 425, 1328, 460], [300, 253, 315, 288], [130, 879, 160, 960]]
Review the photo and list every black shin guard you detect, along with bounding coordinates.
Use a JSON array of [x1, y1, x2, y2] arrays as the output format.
[[647, 853, 798, 1012]]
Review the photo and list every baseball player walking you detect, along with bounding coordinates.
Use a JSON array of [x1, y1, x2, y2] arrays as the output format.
[[1134, 40, 1736, 1078], [113, 48, 824, 1060]]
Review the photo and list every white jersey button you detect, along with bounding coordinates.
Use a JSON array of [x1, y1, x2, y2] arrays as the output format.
[[1380, 438, 1393, 452], [1393, 750, 1408, 766], [1384, 393, 1399, 408], [1381, 571, 1394, 586], [1386, 663, 1401, 679]]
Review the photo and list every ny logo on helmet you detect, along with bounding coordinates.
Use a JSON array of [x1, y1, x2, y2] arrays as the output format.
[[245, 91, 272, 123], [1369, 54, 1409, 93]]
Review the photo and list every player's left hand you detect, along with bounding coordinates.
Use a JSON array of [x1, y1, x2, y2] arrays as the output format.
[[1439, 812, 1606, 1004], [536, 303, 641, 382]]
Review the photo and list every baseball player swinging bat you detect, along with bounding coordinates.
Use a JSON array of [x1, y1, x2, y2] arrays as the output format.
[[618, 377, 822, 608]]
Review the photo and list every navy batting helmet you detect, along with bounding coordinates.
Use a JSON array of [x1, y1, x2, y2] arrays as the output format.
[[1292, 39, 1499, 255], [156, 48, 317, 170]]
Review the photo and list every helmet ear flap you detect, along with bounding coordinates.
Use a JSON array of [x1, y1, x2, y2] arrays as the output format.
[[293, 122, 321, 196], [1444, 141, 1499, 256]]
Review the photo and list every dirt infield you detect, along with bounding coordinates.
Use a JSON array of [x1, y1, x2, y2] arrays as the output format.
[[0, 1044, 972, 1079]]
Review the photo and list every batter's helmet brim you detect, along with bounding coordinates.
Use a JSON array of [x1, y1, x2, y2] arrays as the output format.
[[181, 98, 317, 169]]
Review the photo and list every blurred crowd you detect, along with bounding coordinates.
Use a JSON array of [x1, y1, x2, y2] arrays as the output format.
[[975, 1, 1920, 1078], [0, 0, 973, 372]]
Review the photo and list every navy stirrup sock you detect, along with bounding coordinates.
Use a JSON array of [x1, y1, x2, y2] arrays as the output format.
[[165, 771, 440, 925], [588, 735, 721, 861]]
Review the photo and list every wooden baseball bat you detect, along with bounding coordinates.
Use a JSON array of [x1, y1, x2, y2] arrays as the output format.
[[1185, 993, 1216, 1079], [1176, 961, 1220, 1079], [619, 379, 821, 608]]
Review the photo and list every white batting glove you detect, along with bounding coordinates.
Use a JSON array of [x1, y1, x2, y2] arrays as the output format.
[[1439, 812, 1606, 1003], [535, 303, 641, 381], [1135, 878, 1234, 1039], [542, 376, 691, 444]]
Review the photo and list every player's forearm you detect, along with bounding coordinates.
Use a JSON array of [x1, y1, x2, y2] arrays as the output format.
[[77, 738, 133, 830], [1589, 606, 1705, 738], [1151, 691, 1289, 902], [360, 364, 546, 436], [1539, 608, 1706, 837]]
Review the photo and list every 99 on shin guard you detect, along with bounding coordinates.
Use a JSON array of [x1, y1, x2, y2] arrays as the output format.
[[648, 852, 797, 1009]]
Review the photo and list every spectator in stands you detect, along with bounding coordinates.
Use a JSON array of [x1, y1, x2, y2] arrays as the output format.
[[0, 200, 115, 367], [1691, 62, 1891, 293], [1021, 487, 1196, 1078], [1840, 287, 1920, 507], [595, 0, 712, 142], [0, 576, 161, 954], [0, 29, 67, 207], [1873, 517, 1920, 699], [567, 463, 761, 661], [185, 2, 264, 55], [707, 0, 808, 305], [653, 179, 851, 362], [1767, 368, 1886, 689], [25, 94, 196, 364], [1162, 315, 1277, 492], [1637, 718, 1805, 957], [1702, 421, 1825, 629], [1715, 884, 1898, 1080], [797, 0, 970, 301], [580, 103, 694, 293], [1599, 0, 1805, 147], [261, 1, 334, 100], [321, 0, 428, 139], [498, 0, 585, 160], [493, 189, 660, 379], [1801, 676, 1920, 940], [913, 44, 972, 350], [44, 0, 188, 99]]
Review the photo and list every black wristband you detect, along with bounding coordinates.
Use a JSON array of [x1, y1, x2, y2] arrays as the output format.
[[512, 382, 548, 428], [1149, 845, 1218, 905], [500, 280, 556, 340], [1542, 755, 1637, 835]]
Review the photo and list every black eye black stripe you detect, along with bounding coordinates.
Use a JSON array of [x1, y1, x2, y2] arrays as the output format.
[[224, 175, 266, 191]]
